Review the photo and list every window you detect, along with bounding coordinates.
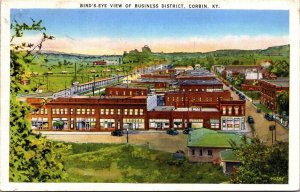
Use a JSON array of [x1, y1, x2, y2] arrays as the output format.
[[82, 108, 86, 115], [70, 108, 74, 115], [76, 109, 81, 115], [60, 108, 64, 114], [116, 91, 119, 96], [207, 150, 213, 156], [100, 109, 104, 115], [87, 108, 90, 115], [192, 149, 195, 156], [91, 109, 95, 115], [199, 149, 203, 156], [44, 109, 48, 115], [117, 109, 121, 115], [228, 107, 232, 115], [210, 119, 220, 129], [234, 106, 239, 115], [222, 107, 226, 115], [40, 108, 44, 114], [129, 109, 133, 115], [105, 109, 109, 115], [110, 109, 114, 115], [134, 109, 138, 115], [64, 108, 68, 115], [124, 109, 128, 115], [139, 109, 143, 115]]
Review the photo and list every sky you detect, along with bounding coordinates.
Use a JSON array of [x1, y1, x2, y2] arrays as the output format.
[[11, 9, 289, 55]]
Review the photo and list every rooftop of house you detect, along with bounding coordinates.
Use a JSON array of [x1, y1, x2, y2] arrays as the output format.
[[187, 128, 247, 148], [220, 149, 240, 162], [178, 79, 223, 86]]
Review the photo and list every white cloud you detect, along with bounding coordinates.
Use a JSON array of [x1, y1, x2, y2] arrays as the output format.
[[12, 34, 289, 55]]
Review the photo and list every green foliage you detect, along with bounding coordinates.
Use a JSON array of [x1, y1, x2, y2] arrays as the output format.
[[230, 138, 288, 184], [269, 60, 289, 77], [277, 91, 289, 115], [10, 19, 71, 182], [62, 143, 228, 183]]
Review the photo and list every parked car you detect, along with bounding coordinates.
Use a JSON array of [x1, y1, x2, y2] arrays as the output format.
[[256, 108, 261, 113], [166, 128, 179, 135], [247, 116, 254, 124], [264, 113, 274, 121], [183, 128, 193, 134], [239, 94, 245, 100], [111, 130, 123, 136]]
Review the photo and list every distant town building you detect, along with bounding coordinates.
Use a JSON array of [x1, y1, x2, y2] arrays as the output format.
[[93, 61, 107, 65]]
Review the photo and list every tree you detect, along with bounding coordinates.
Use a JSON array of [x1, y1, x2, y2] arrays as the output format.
[[10, 19, 70, 182], [277, 91, 289, 116], [229, 137, 288, 184]]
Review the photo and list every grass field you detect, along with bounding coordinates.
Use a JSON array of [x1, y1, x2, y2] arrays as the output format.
[[61, 143, 228, 183]]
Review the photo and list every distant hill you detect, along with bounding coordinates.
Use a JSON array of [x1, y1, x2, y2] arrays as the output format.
[[36, 44, 289, 62]]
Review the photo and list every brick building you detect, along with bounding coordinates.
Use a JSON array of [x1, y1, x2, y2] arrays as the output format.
[[165, 90, 231, 107], [178, 79, 224, 92], [105, 86, 148, 97], [259, 77, 289, 111]]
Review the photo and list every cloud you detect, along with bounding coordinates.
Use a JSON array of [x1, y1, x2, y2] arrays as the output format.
[[12, 34, 289, 55]]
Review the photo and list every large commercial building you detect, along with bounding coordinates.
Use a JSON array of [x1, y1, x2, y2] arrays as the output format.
[[26, 68, 246, 132]]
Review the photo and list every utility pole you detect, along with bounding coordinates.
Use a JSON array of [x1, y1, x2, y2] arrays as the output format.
[[74, 62, 77, 81], [93, 74, 95, 96]]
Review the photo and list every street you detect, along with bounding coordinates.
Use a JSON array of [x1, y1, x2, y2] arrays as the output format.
[[227, 85, 289, 145]]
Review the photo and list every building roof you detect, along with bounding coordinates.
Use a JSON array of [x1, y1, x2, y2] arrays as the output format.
[[178, 69, 216, 77], [220, 149, 240, 162], [154, 106, 175, 111], [260, 77, 289, 88], [135, 78, 173, 83], [187, 128, 246, 148], [178, 79, 222, 86]]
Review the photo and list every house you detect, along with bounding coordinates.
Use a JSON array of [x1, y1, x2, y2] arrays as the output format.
[[187, 128, 245, 163], [220, 149, 241, 174]]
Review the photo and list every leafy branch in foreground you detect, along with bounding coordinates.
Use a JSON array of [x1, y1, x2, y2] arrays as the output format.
[[10, 19, 70, 182], [229, 137, 288, 184]]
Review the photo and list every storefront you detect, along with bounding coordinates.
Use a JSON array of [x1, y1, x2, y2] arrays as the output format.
[[221, 117, 245, 130], [75, 118, 96, 130], [123, 118, 145, 130], [149, 119, 170, 129], [99, 119, 115, 129], [31, 117, 48, 130]]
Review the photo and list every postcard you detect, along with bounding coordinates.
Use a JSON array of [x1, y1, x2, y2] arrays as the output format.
[[0, 0, 299, 191]]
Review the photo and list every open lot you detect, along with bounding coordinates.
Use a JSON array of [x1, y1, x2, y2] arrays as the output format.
[[42, 131, 188, 153]]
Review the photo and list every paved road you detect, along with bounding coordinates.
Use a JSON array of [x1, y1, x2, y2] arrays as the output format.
[[226, 85, 289, 145]]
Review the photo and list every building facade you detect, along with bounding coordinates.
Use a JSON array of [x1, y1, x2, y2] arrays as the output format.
[[259, 78, 289, 111]]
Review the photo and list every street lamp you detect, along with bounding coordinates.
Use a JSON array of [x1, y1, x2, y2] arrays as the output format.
[[126, 128, 129, 143]]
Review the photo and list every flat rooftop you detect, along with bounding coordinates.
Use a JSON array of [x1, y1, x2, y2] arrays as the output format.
[[111, 83, 152, 89], [178, 69, 216, 77], [135, 78, 174, 83], [174, 107, 219, 112], [261, 77, 289, 87], [178, 79, 223, 86]]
